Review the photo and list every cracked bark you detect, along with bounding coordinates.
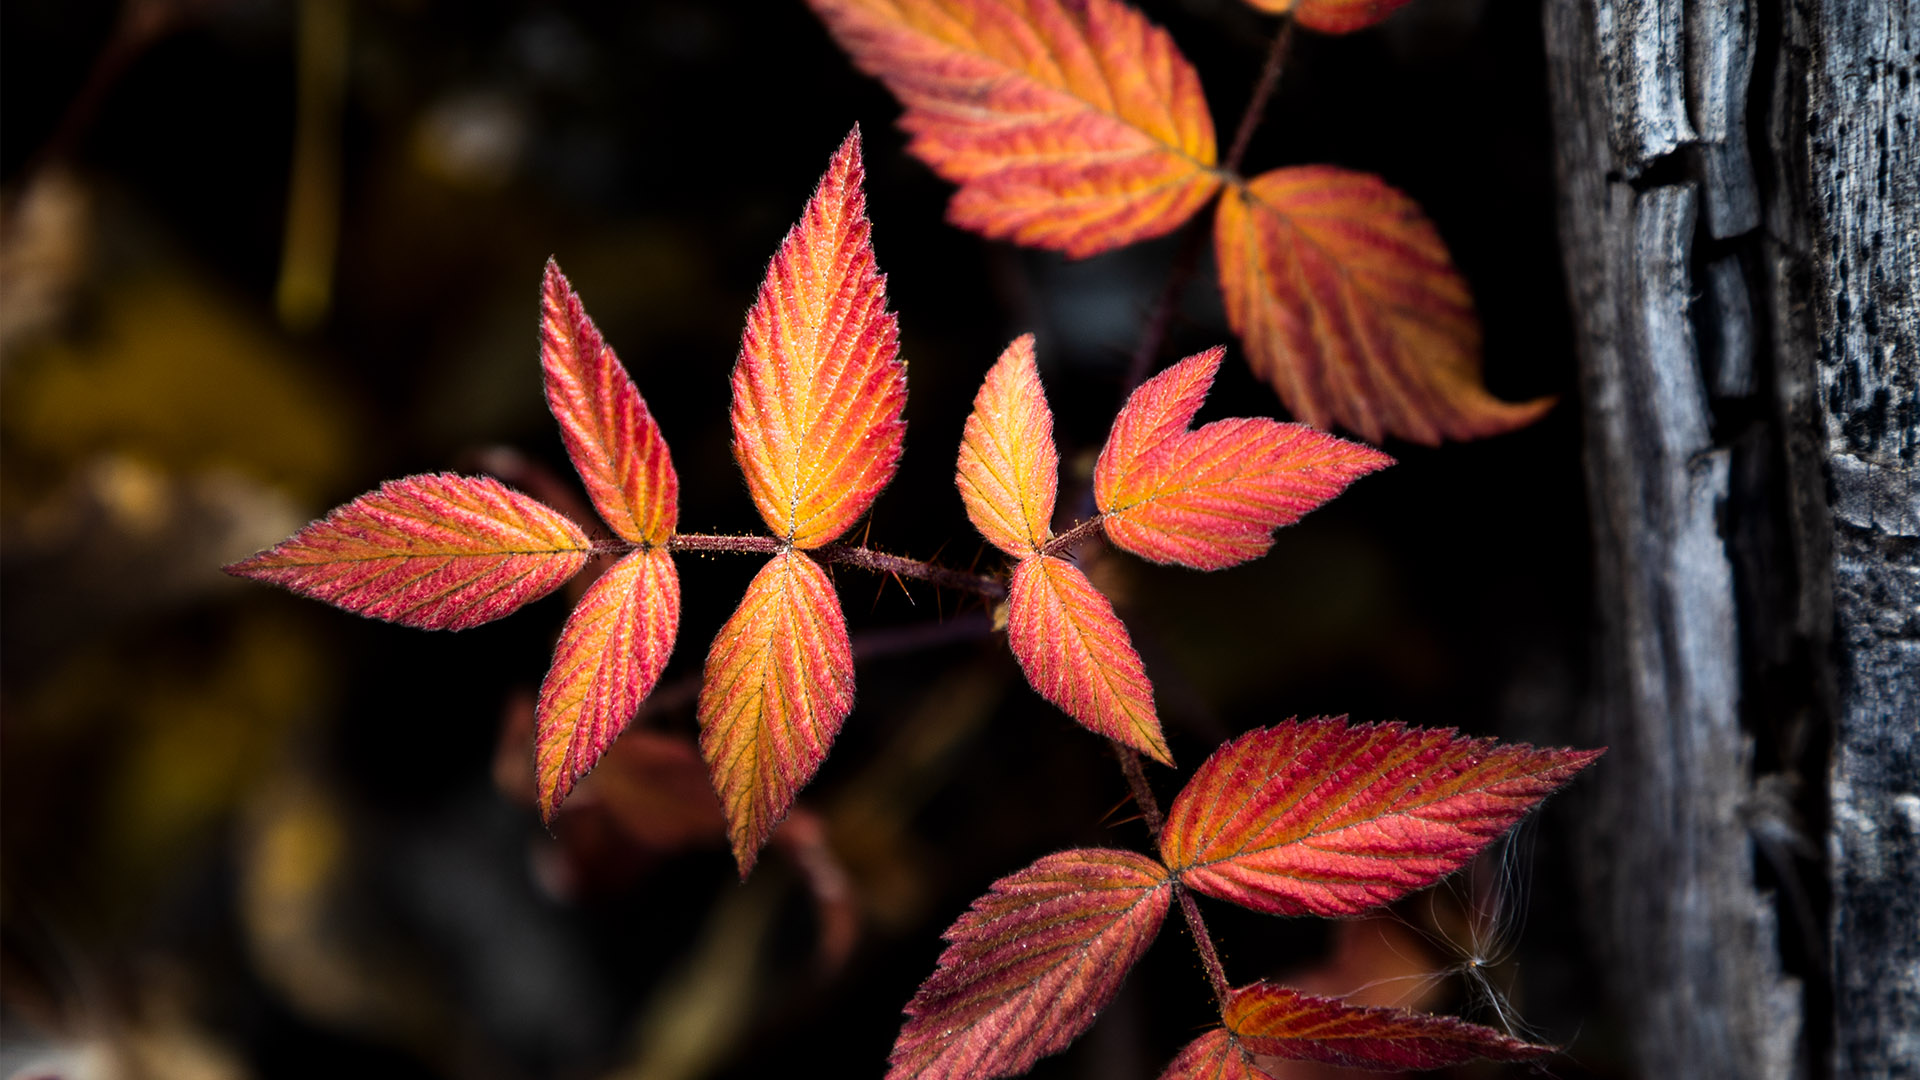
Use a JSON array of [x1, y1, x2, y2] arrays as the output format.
[[1545, 0, 1916, 1077]]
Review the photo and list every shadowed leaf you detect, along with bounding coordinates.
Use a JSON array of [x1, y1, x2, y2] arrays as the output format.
[[698, 550, 855, 873], [535, 547, 680, 820], [808, 0, 1221, 257], [540, 259, 678, 544], [1009, 555, 1169, 764], [1238, 0, 1418, 35], [1160, 719, 1601, 916], [891, 848, 1172, 1080], [1214, 168, 1552, 445], [1158, 1029, 1263, 1080], [1096, 348, 1393, 569], [957, 334, 1058, 557], [732, 128, 907, 548], [225, 473, 588, 630], [1225, 981, 1555, 1069]]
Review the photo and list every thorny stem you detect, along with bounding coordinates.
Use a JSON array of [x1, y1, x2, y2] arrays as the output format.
[[1039, 515, 1110, 560], [1111, 743, 1233, 1011], [664, 533, 1006, 600]]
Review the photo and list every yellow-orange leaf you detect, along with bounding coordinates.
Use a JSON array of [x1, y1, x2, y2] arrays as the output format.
[[732, 128, 907, 549], [807, 0, 1222, 257], [697, 550, 855, 873], [1214, 167, 1553, 445], [1239, 0, 1418, 34], [535, 547, 680, 821], [1009, 555, 1169, 764], [957, 334, 1059, 557], [1095, 347, 1393, 569], [541, 259, 677, 544]]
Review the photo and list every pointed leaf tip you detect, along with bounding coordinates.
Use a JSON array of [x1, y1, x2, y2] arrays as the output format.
[[226, 473, 589, 630], [1160, 718, 1602, 916], [808, 0, 1221, 257], [732, 128, 907, 549], [541, 260, 678, 544], [1009, 555, 1169, 765], [956, 334, 1058, 557], [890, 849, 1172, 1080], [1096, 347, 1393, 570], [1215, 168, 1553, 445], [536, 547, 681, 821], [697, 550, 854, 874], [1224, 981, 1558, 1068]]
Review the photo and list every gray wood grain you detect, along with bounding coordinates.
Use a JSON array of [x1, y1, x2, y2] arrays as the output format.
[[1547, 0, 1918, 1074]]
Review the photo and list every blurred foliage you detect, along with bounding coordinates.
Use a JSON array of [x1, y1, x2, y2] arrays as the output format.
[[1, 1, 1629, 1079]]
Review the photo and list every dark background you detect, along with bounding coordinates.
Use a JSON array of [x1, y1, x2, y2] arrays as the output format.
[[0, 1, 1627, 1077]]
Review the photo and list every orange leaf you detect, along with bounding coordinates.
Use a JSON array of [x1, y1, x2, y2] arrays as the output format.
[[1159, 719, 1602, 916], [535, 547, 680, 820], [1223, 981, 1554, 1069], [1157, 1029, 1263, 1080], [540, 259, 678, 544], [732, 128, 907, 549], [225, 473, 588, 630], [1095, 347, 1393, 569], [1239, 0, 1417, 34], [697, 550, 855, 873], [1008, 555, 1169, 763], [1214, 167, 1552, 445], [807, 0, 1222, 257], [956, 334, 1058, 557], [891, 849, 1172, 1080]]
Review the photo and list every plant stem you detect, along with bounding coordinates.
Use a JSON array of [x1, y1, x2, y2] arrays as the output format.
[[1223, 16, 1295, 177], [1113, 741, 1232, 1011], [666, 533, 1006, 600], [1039, 515, 1110, 560]]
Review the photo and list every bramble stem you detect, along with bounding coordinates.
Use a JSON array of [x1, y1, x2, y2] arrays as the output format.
[[1112, 741, 1233, 1011], [1039, 515, 1110, 559], [665, 533, 1006, 600], [1223, 16, 1295, 177]]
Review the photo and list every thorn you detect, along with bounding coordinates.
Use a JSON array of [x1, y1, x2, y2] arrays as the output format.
[[888, 569, 914, 606], [1096, 793, 1134, 824]]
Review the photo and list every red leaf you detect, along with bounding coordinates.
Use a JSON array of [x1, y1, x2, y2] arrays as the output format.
[[225, 473, 589, 630], [1159, 719, 1601, 916], [1159, 1029, 1263, 1080], [535, 547, 680, 820], [540, 260, 678, 545], [1214, 168, 1552, 445], [807, 0, 1221, 257], [891, 848, 1172, 1080], [956, 334, 1058, 557], [1008, 555, 1170, 764], [697, 550, 855, 873], [732, 128, 907, 549], [1225, 982, 1554, 1069], [1238, 0, 1417, 35], [1095, 348, 1393, 569]]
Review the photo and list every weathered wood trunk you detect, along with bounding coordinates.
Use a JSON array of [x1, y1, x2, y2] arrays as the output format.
[[1543, 0, 1917, 1077]]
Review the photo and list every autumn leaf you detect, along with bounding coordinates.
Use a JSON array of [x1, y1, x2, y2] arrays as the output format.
[[1009, 555, 1170, 764], [1159, 719, 1600, 916], [1158, 1029, 1263, 1080], [1095, 347, 1393, 569], [226, 473, 589, 630], [956, 334, 1058, 557], [1223, 981, 1554, 1069], [732, 127, 907, 549], [697, 550, 855, 873], [1238, 0, 1418, 35], [891, 848, 1172, 1080], [807, 0, 1221, 257], [540, 259, 677, 544], [1214, 167, 1552, 445], [534, 547, 680, 821]]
